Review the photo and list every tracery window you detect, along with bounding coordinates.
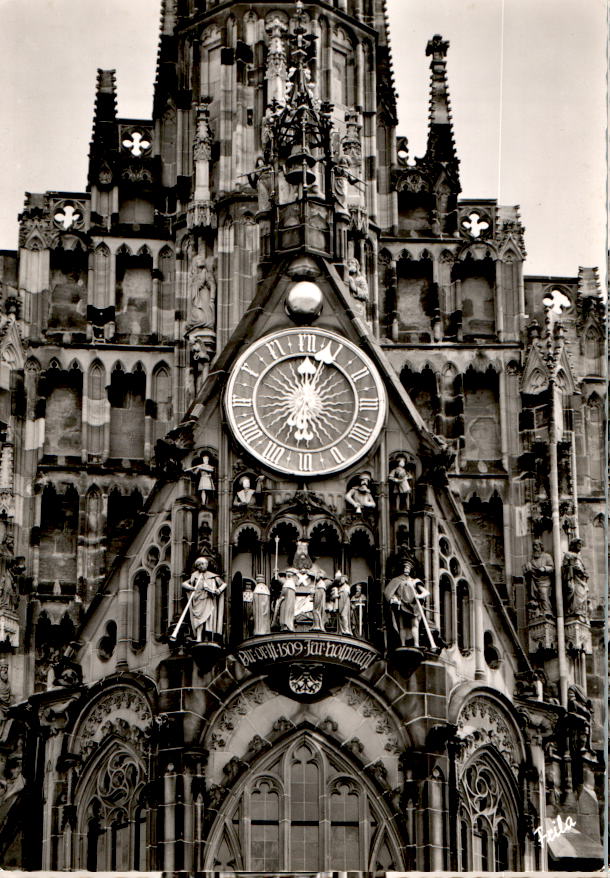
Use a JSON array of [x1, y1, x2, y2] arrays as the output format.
[[80, 746, 146, 871], [458, 755, 518, 871], [207, 734, 402, 871]]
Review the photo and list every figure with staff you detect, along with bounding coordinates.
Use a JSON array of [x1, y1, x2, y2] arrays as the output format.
[[171, 556, 227, 642], [384, 559, 433, 649]]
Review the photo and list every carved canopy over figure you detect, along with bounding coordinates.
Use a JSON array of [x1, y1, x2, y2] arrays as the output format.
[[384, 560, 429, 648], [182, 556, 227, 640], [562, 538, 589, 620], [524, 539, 554, 618]]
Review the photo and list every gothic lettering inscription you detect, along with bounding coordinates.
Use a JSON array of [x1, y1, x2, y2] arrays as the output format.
[[237, 635, 377, 672]]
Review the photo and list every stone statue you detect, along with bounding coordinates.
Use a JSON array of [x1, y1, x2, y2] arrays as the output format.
[[0, 661, 11, 724], [350, 583, 367, 637], [335, 571, 352, 635], [346, 258, 369, 317], [275, 569, 297, 632], [562, 538, 589, 619], [248, 157, 274, 213], [332, 154, 353, 212], [182, 557, 227, 640], [345, 474, 376, 514], [567, 684, 593, 754], [388, 457, 413, 510], [293, 539, 313, 570], [252, 574, 271, 636], [384, 560, 430, 648], [189, 254, 216, 328], [187, 455, 215, 506], [242, 579, 254, 637], [233, 476, 255, 508], [312, 572, 328, 631], [524, 539, 554, 618]]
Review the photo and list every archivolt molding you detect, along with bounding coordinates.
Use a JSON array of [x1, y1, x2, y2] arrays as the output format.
[[203, 675, 407, 789], [454, 692, 526, 780], [69, 685, 153, 762]]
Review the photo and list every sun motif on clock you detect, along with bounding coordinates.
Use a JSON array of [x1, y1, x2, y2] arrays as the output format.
[[225, 328, 386, 476]]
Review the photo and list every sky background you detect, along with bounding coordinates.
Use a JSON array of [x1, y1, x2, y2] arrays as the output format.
[[0, 0, 606, 278]]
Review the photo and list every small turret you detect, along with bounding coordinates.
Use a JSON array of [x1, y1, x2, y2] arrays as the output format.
[[425, 35, 459, 174], [87, 69, 118, 189]]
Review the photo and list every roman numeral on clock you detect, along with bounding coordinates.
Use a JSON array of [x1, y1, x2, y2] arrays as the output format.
[[298, 452, 313, 472], [239, 417, 263, 443], [350, 423, 372, 445], [298, 333, 317, 353], [232, 396, 252, 407], [330, 447, 345, 464], [359, 398, 379, 411], [262, 440, 285, 464], [351, 366, 369, 382], [265, 339, 286, 360]]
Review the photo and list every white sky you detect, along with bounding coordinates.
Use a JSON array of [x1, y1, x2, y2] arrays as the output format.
[[0, 0, 606, 278]]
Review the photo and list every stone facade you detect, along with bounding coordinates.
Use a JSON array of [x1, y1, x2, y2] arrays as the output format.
[[0, 0, 604, 872]]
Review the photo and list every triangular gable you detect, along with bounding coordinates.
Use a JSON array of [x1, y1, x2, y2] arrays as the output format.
[[72, 253, 531, 676]]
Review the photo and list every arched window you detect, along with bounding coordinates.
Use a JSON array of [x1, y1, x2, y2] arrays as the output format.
[[78, 747, 145, 871], [458, 754, 519, 872], [133, 570, 150, 648], [109, 364, 146, 458], [93, 244, 111, 306], [206, 733, 403, 871], [585, 395, 604, 486], [154, 565, 171, 638], [456, 580, 471, 651], [583, 326, 602, 372], [158, 248, 175, 339], [439, 573, 454, 645]]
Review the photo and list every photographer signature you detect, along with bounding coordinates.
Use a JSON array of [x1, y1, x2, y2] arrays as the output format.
[[533, 814, 576, 845]]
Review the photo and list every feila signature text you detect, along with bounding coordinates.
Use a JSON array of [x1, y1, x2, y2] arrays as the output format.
[[533, 814, 576, 845]]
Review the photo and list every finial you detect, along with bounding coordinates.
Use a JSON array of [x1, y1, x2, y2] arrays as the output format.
[[426, 34, 449, 58]]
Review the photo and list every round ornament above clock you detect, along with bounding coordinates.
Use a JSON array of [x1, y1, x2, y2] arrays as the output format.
[[225, 328, 386, 477]]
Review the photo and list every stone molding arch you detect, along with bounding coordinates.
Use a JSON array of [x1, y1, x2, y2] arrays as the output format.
[[67, 682, 154, 763], [448, 684, 528, 780], [203, 726, 406, 871], [203, 675, 410, 791]]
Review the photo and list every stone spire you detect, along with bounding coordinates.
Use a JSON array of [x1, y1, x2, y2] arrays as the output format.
[[88, 69, 117, 186], [425, 35, 458, 169]]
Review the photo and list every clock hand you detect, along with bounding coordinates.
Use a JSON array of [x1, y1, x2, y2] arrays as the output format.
[[310, 341, 339, 387]]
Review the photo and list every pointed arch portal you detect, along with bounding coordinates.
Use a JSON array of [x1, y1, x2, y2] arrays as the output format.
[[204, 731, 404, 871]]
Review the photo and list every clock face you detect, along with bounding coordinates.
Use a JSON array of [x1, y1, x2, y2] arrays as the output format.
[[225, 328, 386, 476]]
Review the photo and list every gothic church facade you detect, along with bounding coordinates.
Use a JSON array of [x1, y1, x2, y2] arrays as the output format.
[[0, 0, 604, 872]]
